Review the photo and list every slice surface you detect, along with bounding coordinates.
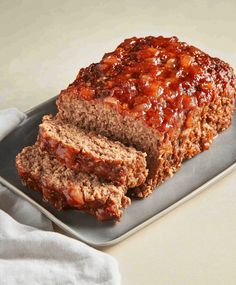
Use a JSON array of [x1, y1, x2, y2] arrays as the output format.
[[38, 115, 148, 188], [16, 144, 131, 221]]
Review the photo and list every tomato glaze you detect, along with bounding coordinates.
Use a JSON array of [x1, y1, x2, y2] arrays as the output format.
[[67, 36, 236, 132]]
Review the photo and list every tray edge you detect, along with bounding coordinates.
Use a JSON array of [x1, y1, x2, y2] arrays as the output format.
[[1, 162, 236, 248]]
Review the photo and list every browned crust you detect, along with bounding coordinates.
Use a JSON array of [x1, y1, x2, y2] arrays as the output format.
[[132, 90, 235, 197]]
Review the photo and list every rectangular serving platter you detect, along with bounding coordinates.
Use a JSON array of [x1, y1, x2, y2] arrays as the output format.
[[0, 96, 235, 247]]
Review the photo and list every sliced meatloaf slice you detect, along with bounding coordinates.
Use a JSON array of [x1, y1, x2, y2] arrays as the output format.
[[57, 35, 236, 198], [16, 144, 131, 221], [38, 115, 148, 188]]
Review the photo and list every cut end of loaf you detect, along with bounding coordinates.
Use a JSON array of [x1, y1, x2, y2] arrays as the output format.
[[56, 98, 160, 197]]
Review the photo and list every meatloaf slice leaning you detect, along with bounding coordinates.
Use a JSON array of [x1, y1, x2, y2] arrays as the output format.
[[16, 144, 131, 221], [57, 35, 236, 198], [37, 115, 148, 188]]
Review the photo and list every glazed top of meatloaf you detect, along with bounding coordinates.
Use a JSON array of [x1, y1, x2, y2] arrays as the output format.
[[59, 36, 236, 134]]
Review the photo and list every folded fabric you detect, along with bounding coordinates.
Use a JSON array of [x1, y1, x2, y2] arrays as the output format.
[[0, 184, 52, 231], [0, 210, 121, 285], [0, 108, 27, 140], [0, 108, 52, 231], [0, 108, 121, 285]]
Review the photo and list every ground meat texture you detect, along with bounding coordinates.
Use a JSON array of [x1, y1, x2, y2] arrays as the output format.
[[16, 144, 131, 221], [38, 115, 148, 187], [57, 35, 236, 198]]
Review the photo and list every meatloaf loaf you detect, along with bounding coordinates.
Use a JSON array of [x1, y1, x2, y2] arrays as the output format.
[[57, 36, 236, 198], [38, 115, 148, 187], [16, 144, 131, 221]]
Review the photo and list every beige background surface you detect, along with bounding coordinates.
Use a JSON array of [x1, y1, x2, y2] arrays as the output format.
[[0, 1, 236, 284]]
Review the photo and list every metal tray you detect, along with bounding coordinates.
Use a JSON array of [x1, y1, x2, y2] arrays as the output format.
[[0, 96, 235, 247]]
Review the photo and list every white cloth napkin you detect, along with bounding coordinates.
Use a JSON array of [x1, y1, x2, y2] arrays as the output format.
[[0, 108, 121, 285], [0, 108, 27, 140]]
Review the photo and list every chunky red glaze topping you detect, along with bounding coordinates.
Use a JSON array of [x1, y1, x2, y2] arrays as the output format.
[[64, 36, 236, 132]]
